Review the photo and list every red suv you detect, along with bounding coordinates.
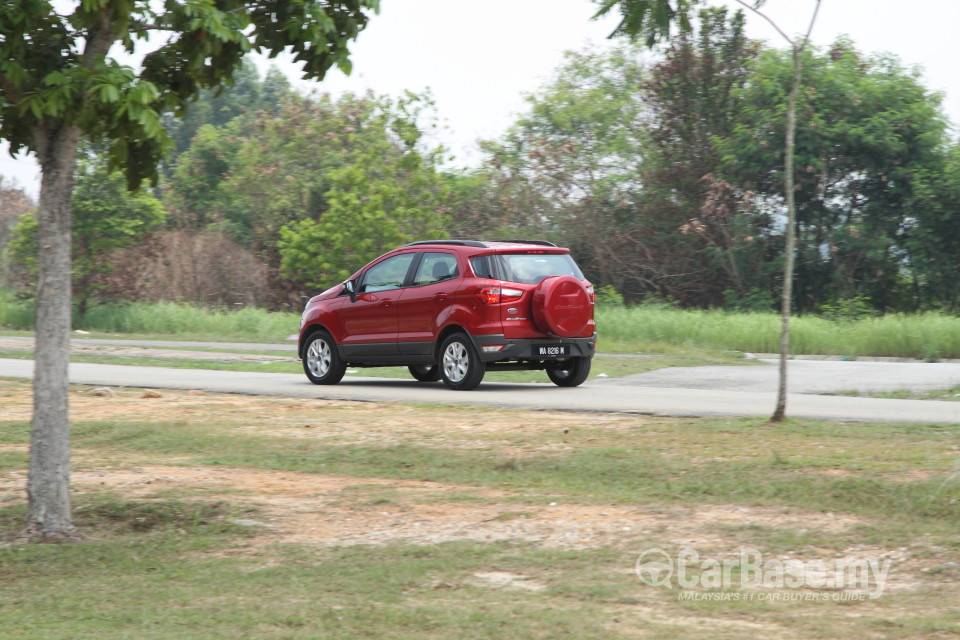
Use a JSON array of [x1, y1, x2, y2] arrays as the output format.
[[297, 240, 596, 390]]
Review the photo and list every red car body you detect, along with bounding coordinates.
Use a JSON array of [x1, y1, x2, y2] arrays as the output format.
[[298, 240, 596, 390]]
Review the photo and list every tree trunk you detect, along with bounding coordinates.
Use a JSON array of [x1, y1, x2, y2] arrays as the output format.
[[771, 49, 803, 423], [24, 122, 82, 540]]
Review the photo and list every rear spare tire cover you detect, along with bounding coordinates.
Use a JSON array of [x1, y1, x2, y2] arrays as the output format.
[[531, 275, 591, 338]]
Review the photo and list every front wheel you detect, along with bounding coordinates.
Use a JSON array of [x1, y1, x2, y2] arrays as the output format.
[[302, 330, 347, 385], [408, 364, 441, 382], [547, 357, 591, 387], [439, 334, 485, 390]]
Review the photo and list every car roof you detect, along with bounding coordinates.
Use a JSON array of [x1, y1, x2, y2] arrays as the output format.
[[403, 240, 564, 252]]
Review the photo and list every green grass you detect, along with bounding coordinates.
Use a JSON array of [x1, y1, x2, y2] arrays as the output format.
[[833, 384, 960, 402], [0, 449, 26, 472], [4, 289, 960, 358], [2, 413, 953, 526], [0, 514, 652, 640], [0, 290, 296, 341], [4, 531, 956, 639], [3, 382, 960, 638], [597, 306, 960, 359]]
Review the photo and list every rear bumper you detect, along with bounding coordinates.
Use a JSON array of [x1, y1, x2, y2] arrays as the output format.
[[470, 333, 596, 363]]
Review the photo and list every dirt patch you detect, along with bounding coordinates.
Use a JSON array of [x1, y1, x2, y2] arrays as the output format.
[[2, 459, 932, 592], [470, 571, 547, 591], [1, 461, 859, 550]]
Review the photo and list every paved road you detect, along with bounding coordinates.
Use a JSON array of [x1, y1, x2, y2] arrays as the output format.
[[2, 358, 958, 423], [610, 358, 960, 394]]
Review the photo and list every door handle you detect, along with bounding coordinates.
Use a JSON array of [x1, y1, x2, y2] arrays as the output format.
[[379, 300, 394, 308], [434, 293, 448, 302]]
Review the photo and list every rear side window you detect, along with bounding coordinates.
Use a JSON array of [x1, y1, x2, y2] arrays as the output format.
[[494, 253, 584, 284], [469, 255, 498, 279], [413, 252, 459, 286]]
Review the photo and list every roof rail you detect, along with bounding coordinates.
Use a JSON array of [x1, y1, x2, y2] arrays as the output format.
[[490, 239, 558, 247], [404, 240, 487, 248]]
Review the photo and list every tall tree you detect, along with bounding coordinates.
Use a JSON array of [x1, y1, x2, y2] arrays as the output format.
[[903, 142, 960, 311], [277, 93, 451, 288], [167, 91, 447, 302], [0, 0, 378, 540], [464, 46, 651, 298], [642, 7, 766, 307], [717, 41, 949, 313], [160, 60, 292, 175]]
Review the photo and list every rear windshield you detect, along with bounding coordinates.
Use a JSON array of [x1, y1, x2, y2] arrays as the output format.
[[470, 253, 584, 285]]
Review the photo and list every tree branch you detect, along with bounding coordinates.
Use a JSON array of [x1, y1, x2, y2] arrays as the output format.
[[799, 0, 822, 53], [732, 0, 795, 46], [0, 75, 24, 105], [127, 23, 177, 34], [82, 13, 117, 69]]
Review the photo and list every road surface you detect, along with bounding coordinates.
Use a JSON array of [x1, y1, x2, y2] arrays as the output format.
[[1, 357, 958, 423]]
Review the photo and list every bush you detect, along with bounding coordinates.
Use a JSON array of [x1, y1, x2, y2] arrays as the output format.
[[98, 231, 274, 308]]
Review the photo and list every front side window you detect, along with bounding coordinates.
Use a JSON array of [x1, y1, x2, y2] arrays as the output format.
[[413, 252, 459, 286], [360, 253, 416, 293]]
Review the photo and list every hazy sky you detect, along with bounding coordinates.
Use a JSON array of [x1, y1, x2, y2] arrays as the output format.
[[4, 0, 958, 197]]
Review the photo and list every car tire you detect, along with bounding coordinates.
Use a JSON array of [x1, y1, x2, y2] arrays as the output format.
[[546, 357, 591, 387], [408, 364, 441, 382], [302, 330, 347, 385], [439, 333, 485, 390]]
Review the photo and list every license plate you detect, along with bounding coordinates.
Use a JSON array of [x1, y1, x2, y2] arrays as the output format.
[[535, 344, 570, 358]]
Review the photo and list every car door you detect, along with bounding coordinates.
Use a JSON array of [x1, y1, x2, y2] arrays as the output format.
[[338, 252, 417, 356], [396, 252, 461, 356]]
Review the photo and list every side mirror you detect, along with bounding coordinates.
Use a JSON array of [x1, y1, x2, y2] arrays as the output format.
[[344, 279, 358, 303]]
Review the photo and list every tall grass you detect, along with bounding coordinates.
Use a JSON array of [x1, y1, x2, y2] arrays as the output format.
[[0, 290, 295, 340], [0, 289, 35, 330], [77, 301, 297, 338], [3, 287, 960, 358], [596, 305, 960, 359]]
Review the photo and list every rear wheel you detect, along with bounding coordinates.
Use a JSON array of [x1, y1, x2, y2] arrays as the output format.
[[303, 330, 347, 385], [408, 364, 441, 382], [439, 333, 485, 390], [547, 357, 591, 387]]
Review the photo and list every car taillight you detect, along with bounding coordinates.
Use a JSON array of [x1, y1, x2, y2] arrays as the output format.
[[585, 284, 595, 303], [475, 287, 523, 304]]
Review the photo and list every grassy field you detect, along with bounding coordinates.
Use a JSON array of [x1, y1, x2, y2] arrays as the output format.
[[3, 291, 960, 358], [598, 306, 960, 360], [2, 380, 959, 638], [834, 385, 960, 402]]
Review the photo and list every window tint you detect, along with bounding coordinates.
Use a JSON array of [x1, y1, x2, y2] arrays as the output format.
[[498, 253, 584, 284], [413, 252, 459, 286], [360, 253, 416, 293], [469, 255, 498, 279]]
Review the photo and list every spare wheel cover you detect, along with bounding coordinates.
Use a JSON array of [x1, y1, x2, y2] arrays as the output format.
[[532, 275, 591, 338]]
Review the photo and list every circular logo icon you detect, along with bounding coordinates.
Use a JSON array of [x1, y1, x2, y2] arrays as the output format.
[[635, 548, 674, 587]]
